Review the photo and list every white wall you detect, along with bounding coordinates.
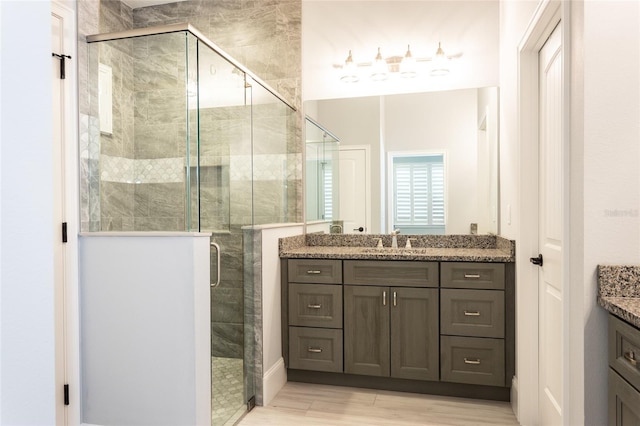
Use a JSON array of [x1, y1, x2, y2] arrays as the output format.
[[259, 224, 304, 405], [581, 1, 640, 423], [0, 1, 56, 424], [79, 233, 211, 426], [302, 1, 499, 101]]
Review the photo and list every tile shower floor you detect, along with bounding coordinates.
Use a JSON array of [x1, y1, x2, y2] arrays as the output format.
[[212, 357, 245, 426]]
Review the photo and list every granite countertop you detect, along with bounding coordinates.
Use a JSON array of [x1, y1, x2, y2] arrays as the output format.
[[598, 265, 640, 329], [279, 234, 515, 263]]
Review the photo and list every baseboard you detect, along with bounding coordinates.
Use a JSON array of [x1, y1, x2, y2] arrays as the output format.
[[262, 357, 287, 406], [510, 376, 518, 420]]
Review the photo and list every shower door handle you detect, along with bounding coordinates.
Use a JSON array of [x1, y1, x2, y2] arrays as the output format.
[[210, 242, 221, 288]]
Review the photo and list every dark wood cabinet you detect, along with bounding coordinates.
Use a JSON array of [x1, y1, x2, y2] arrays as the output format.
[[608, 315, 640, 426], [344, 285, 439, 381], [344, 285, 390, 376], [390, 287, 439, 381], [283, 257, 514, 401]]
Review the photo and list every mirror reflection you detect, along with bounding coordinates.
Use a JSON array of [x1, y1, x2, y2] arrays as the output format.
[[305, 86, 499, 235]]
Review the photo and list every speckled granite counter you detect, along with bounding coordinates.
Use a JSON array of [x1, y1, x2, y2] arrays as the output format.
[[279, 234, 515, 262], [598, 265, 640, 328]]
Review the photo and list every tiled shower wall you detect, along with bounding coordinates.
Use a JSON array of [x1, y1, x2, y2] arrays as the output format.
[[78, 0, 302, 362]]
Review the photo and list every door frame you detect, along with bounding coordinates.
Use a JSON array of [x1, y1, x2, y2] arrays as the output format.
[[52, 1, 80, 424], [339, 145, 371, 234], [517, 0, 573, 424]]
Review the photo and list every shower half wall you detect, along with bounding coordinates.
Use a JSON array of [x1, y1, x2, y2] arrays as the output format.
[[82, 23, 299, 425]]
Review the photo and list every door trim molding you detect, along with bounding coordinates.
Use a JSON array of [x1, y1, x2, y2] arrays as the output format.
[[52, 1, 80, 424], [517, 0, 572, 424]]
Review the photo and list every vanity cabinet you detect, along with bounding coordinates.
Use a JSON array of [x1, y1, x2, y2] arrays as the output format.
[[282, 257, 514, 401], [608, 315, 640, 425]]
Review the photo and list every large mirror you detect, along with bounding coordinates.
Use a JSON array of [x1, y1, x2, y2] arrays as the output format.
[[304, 86, 499, 235]]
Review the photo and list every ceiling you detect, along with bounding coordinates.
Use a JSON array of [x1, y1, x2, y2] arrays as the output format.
[[302, 1, 500, 101]]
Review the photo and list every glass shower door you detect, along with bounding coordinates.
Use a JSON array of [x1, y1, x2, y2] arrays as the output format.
[[195, 41, 253, 426]]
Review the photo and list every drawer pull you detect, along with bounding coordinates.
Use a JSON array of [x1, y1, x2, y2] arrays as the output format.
[[624, 350, 637, 366], [307, 304, 322, 309], [464, 358, 481, 365], [306, 270, 322, 274], [382, 290, 387, 306], [464, 274, 481, 279], [307, 347, 323, 353], [464, 310, 481, 316], [393, 291, 397, 307]]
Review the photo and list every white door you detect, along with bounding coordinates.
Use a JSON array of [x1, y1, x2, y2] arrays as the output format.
[[339, 147, 368, 233], [536, 22, 564, 425]]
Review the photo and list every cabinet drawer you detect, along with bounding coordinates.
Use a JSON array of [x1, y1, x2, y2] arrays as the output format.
[[288, 259, 342, 284], [609, 368, 640, 426], [441, 336, 505, 387], [344, 260, 438, 287], [441, 262, 505, 290], [609, 315, 640, 392], [289, 327, 343, 373], [441, 289, 505, 338], [289, 283, 342, 328]]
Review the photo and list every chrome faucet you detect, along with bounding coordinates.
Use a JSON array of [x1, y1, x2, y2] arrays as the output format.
[[390, 229, 400, 249]]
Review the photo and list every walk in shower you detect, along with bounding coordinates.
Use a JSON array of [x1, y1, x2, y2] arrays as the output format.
[[83, 24, 299, 425]]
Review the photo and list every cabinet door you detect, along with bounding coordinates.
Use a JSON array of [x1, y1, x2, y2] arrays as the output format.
[[390, 287, 439, 381], [609, 369, 640, 426], [344, 285, 390, 376]]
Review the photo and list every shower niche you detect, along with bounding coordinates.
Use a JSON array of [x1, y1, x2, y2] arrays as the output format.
[[82, 24, 299, 426]]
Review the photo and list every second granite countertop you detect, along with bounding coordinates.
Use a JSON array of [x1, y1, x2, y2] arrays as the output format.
[[598, 265, 640, 329]]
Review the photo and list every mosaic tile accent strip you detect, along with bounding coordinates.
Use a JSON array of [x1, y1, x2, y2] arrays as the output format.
[[100, 154, 184, 184], [230, 154, 299, 181]]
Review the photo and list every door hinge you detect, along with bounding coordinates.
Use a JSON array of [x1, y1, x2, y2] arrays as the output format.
[[52, 52, 72, 80], [63, 384, 69, 405], [62, 222, 68, 243]]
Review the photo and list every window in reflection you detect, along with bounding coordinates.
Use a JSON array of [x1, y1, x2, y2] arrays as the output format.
[[392, 154, 445, 235]]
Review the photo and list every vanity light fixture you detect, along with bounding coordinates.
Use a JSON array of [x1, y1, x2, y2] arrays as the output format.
[[430, 42, 450, 77], [337, 42, 459, 82]]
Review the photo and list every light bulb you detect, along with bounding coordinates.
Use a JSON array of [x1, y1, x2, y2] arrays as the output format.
[[340, 50, 359, 83], [400, 44, 417, 78], [430, 42, 449, 77], [371, 47, 388, 81]]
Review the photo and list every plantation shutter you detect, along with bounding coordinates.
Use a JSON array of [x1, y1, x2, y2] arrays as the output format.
[[393, 155, 444, 226]]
